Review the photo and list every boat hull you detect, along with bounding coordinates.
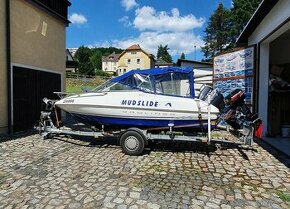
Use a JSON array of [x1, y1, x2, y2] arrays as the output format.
[[70, 113, 217, 130], [56, 91, 220, 130]]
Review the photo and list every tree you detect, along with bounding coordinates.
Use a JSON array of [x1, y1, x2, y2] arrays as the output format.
[[201, 3, 233, 62], [202, 1, 261, 61], [180, 52, 185, 59], [74, 46, 94, 75], [157, 45, 173, 63], [90, 50, 102, 71], [74, 46, 123, 75], [231, 0, 261, 41]]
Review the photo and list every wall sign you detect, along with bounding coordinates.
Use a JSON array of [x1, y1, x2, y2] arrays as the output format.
[[213, 47, 255, 104]]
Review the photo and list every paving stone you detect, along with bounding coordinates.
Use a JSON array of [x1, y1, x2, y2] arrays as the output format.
[[129, 192, 140, 199], [104, 202, 116, 208], [147, 202, 161, 209], [83, 196, 94, 204], [113, 197, 124, 204], [117, 205, 127, 209], [0, 133, 289, 209]]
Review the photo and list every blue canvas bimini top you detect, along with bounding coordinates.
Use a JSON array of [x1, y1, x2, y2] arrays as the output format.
[[112, 66, 194, 82], [103, 67, 195, 98]]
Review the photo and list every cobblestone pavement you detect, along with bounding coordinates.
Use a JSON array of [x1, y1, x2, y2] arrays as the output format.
[[0, 133, 289, 209]]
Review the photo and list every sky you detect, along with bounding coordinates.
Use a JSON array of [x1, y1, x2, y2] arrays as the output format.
[[67, 0, 232, 61]]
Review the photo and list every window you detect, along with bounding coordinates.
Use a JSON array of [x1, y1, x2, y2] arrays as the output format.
[[137, 59, 140, 64], [131, 52, 137, 55], [155, 73, 190, 97], [105, 62, 108, 65], [127, 59, 131, 64], [134, 74, 153, 92], [124, 69, 127, 73]]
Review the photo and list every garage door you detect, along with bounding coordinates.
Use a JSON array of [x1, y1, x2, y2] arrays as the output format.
[[13, 66, 61, 132]]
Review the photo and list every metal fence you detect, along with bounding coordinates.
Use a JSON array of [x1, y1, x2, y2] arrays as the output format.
[[66, 73, 111, 81]]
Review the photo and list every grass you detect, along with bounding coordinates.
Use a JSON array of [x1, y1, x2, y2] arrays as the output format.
[[66, 85, 95, 93], [276, 191, 290, 203], [66, 78, 106, 93]]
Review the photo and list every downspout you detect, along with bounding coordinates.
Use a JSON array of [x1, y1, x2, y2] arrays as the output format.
[[6, 0, 11, 134]]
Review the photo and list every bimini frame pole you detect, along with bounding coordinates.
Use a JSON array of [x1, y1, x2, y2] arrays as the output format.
[[207, 94, 211, 145]]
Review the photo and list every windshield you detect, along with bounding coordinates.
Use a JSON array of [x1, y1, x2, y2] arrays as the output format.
[[93, 80, 135, 92]]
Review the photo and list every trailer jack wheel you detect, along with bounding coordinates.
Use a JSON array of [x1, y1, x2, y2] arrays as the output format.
[[120, 131, 145, 156]]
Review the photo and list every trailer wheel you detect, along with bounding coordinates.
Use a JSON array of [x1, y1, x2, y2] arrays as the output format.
[[120, 131, 145, 155]]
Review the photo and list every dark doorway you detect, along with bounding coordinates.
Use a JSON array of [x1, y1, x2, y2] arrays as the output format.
[[13, 66, 61, 132]]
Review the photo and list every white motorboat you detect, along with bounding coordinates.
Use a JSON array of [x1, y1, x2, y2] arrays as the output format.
[[55, 67, 222, 131]]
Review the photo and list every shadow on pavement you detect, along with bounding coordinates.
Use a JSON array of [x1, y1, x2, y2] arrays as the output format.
[[254, 139, 290, 168], [0, 130, 37, 143], [51, 134, 256, 160]]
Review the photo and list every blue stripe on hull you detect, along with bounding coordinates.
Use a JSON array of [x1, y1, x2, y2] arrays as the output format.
[[71, 113, 216, 129]]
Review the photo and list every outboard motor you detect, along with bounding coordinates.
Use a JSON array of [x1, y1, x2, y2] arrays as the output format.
[[222, 89, 261, 131], [209, 89, 225, 111], [199, 85, 262, 140], [42, 98, 55, 111], [198, 85, 225, 111], [198, 85, 213, 100]]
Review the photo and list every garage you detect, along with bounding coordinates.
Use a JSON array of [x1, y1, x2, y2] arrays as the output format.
[[12, 66, 61, 132], [268, 29, 290, 137], [236, 0, 290, 155]]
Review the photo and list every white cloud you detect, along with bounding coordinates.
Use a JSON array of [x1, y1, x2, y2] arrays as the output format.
[[69, 13, 87, 25], [121, 0, 138, 11], [94, 5, 205, 58], [106, 32, 204, 56], [118, 16, 132, 27], [133, 6, 205, 32]]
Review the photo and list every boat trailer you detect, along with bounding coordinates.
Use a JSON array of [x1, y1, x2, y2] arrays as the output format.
[[35, 96, 261, 156]]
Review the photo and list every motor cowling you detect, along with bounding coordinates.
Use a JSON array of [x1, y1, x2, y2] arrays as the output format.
[[198, 85, 225, 111], [42, 98, 55, 111]]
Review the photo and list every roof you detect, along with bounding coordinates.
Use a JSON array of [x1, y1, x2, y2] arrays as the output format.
[[102, 52, 120, 62], [155, 57, 173, 66], [236, 0, 279, 44], [66, 49, 74, 61], [176, 59, 213, 66], [118, 44, 155, 60], [127, 44, 142, 50], [30, 0, 71, 24]]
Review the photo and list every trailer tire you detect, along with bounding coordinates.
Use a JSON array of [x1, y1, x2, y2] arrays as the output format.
[[120, 131, 145, 156]]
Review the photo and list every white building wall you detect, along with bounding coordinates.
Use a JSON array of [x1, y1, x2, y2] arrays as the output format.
[[102, 61, 117, 73], [179, 62, 213, 95], [246, 0, 290, 135], [258, 43, 270, 135]]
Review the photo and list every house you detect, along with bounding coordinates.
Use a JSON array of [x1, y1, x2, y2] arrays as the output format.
[[102, 52, 120, 75], [155, 57, 173, 68], [177, 59, 213, 95], [0, 0, 70, 134], [235, 0, 290, 138], [67, 48, 78, 57], [66, 49, 78, 73], [117, 44, 155, 75]]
